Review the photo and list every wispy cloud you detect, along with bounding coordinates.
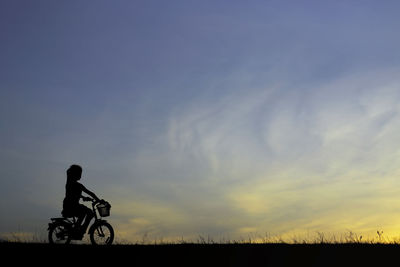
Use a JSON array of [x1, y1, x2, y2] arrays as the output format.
[[115, 69, 400, 241]]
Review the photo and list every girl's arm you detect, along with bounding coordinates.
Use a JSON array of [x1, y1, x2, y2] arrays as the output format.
[[81, 185, 100, 201]]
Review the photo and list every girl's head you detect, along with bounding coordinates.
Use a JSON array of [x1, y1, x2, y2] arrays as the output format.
[[67, 164, 82, 181]]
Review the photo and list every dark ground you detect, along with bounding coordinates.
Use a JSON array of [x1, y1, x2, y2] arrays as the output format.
[[1, 242, 399, 266]]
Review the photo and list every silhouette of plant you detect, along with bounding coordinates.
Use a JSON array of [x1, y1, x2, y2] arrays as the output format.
[[316, 232, 325, 244], [345, 231, 363, 243], [376, 230, 384, 243]]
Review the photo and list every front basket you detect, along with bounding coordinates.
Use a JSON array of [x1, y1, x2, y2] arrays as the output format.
[[97, 202, 111, 217]]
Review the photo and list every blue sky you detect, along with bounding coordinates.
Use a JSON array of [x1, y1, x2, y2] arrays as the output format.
[[2, 1, 400, 242]]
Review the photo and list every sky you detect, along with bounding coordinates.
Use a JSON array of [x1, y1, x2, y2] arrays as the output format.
[[2, 0, 400, 243]]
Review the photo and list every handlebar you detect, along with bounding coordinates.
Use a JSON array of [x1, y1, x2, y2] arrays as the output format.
[[82, 197, 108, 205], [81, 197, 94, 202]]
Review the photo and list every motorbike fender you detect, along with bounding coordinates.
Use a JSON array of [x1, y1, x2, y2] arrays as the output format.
[[48, 218, 72, 230]]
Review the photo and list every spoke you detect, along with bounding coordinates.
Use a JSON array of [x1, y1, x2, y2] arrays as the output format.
[[92, 224, 111, 245], [97, 226, 105, 237]]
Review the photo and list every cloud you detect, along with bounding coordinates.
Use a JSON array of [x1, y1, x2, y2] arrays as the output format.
[[115, 69, 400, 241], [8, 68, 396, 243]]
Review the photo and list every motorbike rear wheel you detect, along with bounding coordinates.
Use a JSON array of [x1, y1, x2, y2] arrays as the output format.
[[48, 222, 72, 244]]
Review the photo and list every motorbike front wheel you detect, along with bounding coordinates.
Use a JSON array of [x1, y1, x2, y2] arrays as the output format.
[[89, 221, 114, 245]]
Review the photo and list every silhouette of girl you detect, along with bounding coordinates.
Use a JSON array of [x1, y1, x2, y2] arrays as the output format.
[[62, 164, 100, 238]]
